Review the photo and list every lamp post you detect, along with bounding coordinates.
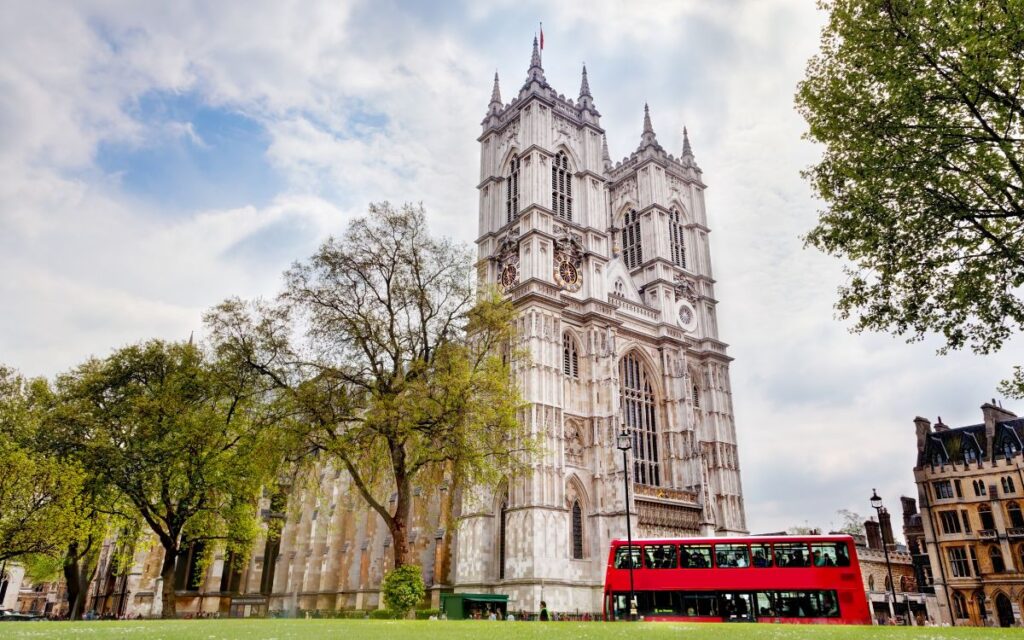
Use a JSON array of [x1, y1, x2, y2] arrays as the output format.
[[871, 489, 910, 625], [617, 430, 637, 621]]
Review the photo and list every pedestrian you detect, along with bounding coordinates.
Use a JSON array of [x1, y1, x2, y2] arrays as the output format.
[[539, 601, 549, 621]]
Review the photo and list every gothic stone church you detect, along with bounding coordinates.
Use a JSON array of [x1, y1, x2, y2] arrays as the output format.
[[108, 42, 747, 619]]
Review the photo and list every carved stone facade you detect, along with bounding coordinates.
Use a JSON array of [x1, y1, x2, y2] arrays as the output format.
[[77, 40, 747, 620], [460, 38, 747, 614]]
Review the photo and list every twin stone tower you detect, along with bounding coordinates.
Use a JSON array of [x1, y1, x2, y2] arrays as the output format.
[[130, 40, 748, 619]]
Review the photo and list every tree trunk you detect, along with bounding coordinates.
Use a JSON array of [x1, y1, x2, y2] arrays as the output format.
[[390, 475, 413, 569], [63, 542, 97, 620], [159, 544, 178, 619]]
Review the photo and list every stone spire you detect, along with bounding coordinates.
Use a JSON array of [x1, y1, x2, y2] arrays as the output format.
[[488, 71, 502, 114], [524, 35, 547, 87], [638, 103, 662, 151], [579, 64, 592, 98], [602, 132, 613, 172], [682, 126, 693, 157]]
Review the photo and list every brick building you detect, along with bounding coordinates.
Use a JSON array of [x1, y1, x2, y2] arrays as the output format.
[[913, 403, 1024, 627]]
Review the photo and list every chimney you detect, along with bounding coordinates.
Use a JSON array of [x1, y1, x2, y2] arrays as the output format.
[[933, 416, 950, 433], [865, 519, 882, 550], [914, 416, 932, 451], [982, 401, 1015, 458], [878, 507, 895, 548], [901, 496, 918, 525]]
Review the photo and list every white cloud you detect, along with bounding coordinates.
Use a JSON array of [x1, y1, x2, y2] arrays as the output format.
[[1, 0, 1018, 536]]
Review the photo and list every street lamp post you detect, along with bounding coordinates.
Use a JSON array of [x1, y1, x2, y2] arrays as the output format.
[[871, 489, 910, 626], [617, 430, 637, 621]]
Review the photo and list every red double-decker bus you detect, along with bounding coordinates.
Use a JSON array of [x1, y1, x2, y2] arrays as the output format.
[[603, 535, 871, 624]]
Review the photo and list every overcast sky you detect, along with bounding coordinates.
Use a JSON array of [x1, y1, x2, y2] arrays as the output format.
[[2, 0, 1019, 537]]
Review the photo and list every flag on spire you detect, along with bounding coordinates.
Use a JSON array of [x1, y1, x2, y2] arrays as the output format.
[[540, 23, 544, 50]]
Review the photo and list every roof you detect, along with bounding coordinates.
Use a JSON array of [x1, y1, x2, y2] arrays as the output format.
[[918, 417, 1024, 467], [611, 534, 854, 545]]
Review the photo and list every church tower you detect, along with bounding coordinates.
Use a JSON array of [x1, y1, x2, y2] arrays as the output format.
[[454, 40, 747, 613]]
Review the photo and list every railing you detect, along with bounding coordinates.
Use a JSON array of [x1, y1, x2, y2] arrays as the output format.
[[608, 293, 661, 321], [634, 483, 699, 504], [1007, 526, 1024, 539], [979, 529, 997, 540]]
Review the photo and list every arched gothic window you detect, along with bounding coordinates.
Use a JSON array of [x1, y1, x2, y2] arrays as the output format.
[[563, 333, 579, 379], [692, 384, 700, 409], [884, 575, 892, 591], [669, 208, 687, 268], [1008, 501, 1024, 528], [552, 151, 573, 220], [614, 279, 625, 294], [952, 591, 968, 618], [498, 499, 508, 579], [571, 500, 584, 559], [622, 209, 642, 270], [868, 575, 875, 591], [620, 352, 660, 486], [506, 155, 520, 223], [990, 546, 1006, 573]]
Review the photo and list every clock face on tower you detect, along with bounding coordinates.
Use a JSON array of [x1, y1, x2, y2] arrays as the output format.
[[499, 263, 518, 290], [554, 259, 582, 292]]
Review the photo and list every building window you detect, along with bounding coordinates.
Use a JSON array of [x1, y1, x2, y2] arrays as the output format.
[[961, 510, 972, 533], [1018, 544, 1024, 571], [614, 279, 625, 294], [499, 500, 508, 579], [952, 591, 968, 619], [969, 546, 981, 575], [562, 333, 579, 379], [933, 480, 954, 499], [939, 510, 962, 535], [989, 546, 1006, 573], [868, 575, 875, 591], [954, 479, 963, 498], [174, 540, 206, 591], [1007, 501, 1024, 528], [669, 208, 686, 268], [1002, 476, 1016, 494], [622, 209, 643, 270], [571, 500, 584, 560], [506, 155, 520, 223], [692, 384, 700, 409], [973, 479, 987, 496], [947, 546, 971, 577], [551, 151, 573, 221], [979, 504, 996, 530], [964, 446, 978, 464], [620, 351, 660, 486]]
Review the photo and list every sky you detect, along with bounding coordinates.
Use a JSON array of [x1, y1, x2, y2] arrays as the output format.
[[1, 0, 1019, 538]]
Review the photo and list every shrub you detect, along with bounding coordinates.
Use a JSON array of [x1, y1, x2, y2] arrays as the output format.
[[381, 564, 426, 616], [415, 608, 441, 620], [368, 608, 400, 619]]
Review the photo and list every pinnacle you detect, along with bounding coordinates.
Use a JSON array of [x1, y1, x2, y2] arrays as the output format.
[[524, 35, 546, 88], [602, 133, 613, 171], [643, 103, 654, 134], [489, 71, 502, 109], [579, 64, 592, 99], [638, 103, 662, 152], [682, 126, 693, 156]]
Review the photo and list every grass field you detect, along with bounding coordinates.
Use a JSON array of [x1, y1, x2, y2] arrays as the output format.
[[0, 620, 1017, 640]]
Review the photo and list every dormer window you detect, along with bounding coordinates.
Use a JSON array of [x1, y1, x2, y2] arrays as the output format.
[[552, 151, 573, 221], [964, 446, 978, 464], [614, 279, 625, 294]]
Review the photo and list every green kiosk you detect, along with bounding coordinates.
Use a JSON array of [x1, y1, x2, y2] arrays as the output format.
[[440, 593, 509, 619]]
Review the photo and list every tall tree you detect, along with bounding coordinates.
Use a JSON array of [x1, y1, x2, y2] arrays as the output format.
[[0, 367, 82, 564], [206, 202, 530, 568], [796, 0, 1024, 390], [52, 341, 288, 618]]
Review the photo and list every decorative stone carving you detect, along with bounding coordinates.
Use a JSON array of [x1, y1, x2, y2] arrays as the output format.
[[565, 418, 585, 466], [496, 228, 520, 291], [552, 225, 584, 292], [673, 274, 699, 302]]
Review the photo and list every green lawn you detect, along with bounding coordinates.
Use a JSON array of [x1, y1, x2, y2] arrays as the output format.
[[0, 620, 1016, 640]]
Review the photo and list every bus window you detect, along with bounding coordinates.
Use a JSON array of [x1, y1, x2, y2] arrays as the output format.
[[773, 543, 811, 567], [614, 546, 641, 569], [755, 592, 775, 616], [715, 544, 749, 568], [834, 542, 851, 567], [680, 592, 718, 617], [679, 544, 712, 568], [810, 543, 838, 567], [644, 544, 677, 569], [751, 543, 773, 567]]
